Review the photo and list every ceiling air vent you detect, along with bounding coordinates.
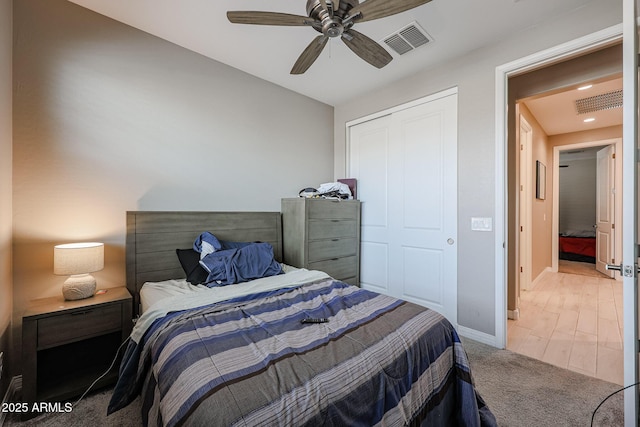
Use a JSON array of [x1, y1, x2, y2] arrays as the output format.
[[383, 22, 432, 56], [575, 89, 623, 114]]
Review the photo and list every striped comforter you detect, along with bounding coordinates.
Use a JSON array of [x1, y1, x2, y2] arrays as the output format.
[[108, 278, 495, 426]]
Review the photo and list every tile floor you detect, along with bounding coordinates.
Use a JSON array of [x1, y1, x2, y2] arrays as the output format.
[[507, 262, 623, 385]]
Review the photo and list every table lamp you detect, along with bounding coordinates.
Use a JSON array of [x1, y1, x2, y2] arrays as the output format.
[[54, 242, 104, 300]]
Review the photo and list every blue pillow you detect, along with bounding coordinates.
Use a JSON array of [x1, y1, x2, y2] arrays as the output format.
[[193, 232, 222, 257]]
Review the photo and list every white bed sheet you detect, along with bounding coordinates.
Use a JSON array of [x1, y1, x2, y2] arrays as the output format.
[[140, 280, 208, 314], [132, 267, 330, 344]]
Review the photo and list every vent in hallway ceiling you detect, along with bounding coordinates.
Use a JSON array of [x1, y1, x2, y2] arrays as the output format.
[[382, 22, 432, 56], [575, 89, 623, 114]]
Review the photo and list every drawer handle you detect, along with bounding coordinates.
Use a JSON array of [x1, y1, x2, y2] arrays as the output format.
[[71, 310, 93, 316], [331, 258, 339, 261], [332, 239, 339, 242]]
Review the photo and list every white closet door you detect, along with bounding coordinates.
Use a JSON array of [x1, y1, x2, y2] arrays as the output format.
[[349, 92, 458, 325], [349, 114, 392, 294]]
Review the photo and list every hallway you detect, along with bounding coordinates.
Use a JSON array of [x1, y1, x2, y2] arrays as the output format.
[[507, 261, 623, 385]]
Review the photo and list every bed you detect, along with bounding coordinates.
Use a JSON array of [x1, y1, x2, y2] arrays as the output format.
[[108, 211, 496, 426], [559, 230, 596, 264]]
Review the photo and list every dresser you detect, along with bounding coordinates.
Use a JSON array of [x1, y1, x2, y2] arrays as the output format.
[[281, 198, 361, 286]]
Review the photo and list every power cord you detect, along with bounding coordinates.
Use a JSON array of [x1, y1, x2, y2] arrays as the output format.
[[26, 336, 130, 420], [590, 381, 639, 426], [72, 336, 130, 407]]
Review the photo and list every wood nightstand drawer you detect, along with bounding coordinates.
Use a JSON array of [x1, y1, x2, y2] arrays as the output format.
[[308, 220, 357, 240], [308, 238, 357, 262], [37, 303, 122, 349]]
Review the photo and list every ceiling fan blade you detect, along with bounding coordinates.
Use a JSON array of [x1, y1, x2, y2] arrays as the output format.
[[291, 35, 329, 75], [227, 11, 313, 26], [347, 0, 432, 23], [341, 29, 392, 69]]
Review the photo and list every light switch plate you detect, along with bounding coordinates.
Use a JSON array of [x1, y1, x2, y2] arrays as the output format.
[[471, 217, 493, 232]]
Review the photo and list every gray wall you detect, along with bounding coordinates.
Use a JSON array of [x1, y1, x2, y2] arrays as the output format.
[[333, 0, 622, 337], [0, 0, 12, 398], [559, 157, 597, 234], [12, 0, 334, 371]]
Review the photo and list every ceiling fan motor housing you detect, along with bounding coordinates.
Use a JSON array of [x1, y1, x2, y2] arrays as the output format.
[[306, 0, 358, 37]]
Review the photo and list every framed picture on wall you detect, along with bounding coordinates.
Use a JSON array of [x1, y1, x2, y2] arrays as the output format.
[[536, 160, 546, 200]]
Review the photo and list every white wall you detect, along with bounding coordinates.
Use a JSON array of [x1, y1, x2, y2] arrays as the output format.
[[12, 0, 334, 369], [334, 1, 622, 337], [0, 0, 13, 394]]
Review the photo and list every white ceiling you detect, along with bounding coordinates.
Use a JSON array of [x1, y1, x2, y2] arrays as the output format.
[[67, 0, 601, 106], [522, 77, 623, 136]]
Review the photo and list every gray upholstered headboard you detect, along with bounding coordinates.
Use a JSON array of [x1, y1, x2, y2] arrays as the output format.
[[126, 211, 283, 315]]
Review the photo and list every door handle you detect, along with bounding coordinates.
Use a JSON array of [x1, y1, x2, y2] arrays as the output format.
[[606, 263, 638, 277]]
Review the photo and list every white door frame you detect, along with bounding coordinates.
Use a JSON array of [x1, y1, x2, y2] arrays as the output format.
[[551, 138, 622, 276], [518, 114, 533, 292], [621, 0, 638, 422], [494, 24, 623, 349]]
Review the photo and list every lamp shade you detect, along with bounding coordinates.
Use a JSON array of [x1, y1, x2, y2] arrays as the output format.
[[54, 242, 104, 276]]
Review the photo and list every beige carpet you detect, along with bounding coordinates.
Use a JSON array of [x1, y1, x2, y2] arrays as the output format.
[[4, 339, 625, 427], [463, 338, 624, 426]]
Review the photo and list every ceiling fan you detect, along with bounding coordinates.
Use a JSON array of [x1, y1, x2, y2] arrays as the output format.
[[227, 0, 432, 74]]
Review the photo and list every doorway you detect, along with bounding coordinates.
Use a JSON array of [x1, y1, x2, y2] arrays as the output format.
[[496, 14, 637, 423], [494, 35, 623, 348], [552, 139, 622, 278], [508, 133, 623, 384]]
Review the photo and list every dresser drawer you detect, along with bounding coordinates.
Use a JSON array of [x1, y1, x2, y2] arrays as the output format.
[[309, 256, 358, 281], [308, 200, 359, 219], [308, 238, 357, 262], [37, 304, 122, 349], [340, 276, 358, 286], [308, 219, 357, 240]]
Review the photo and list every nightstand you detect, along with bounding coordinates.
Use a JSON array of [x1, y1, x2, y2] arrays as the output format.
[[21, 287, 132, 419]]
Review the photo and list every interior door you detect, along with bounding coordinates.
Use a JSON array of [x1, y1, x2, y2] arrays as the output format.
[[595, 145, 615, 278], [348, 91, 458, 325]]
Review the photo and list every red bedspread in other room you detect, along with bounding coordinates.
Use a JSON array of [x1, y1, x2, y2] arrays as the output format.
[[559, 236, 596, 258]]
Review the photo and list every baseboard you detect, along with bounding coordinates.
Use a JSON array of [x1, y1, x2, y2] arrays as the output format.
[[531, 267, 552, 288], [508, 308, 520, 320], [0, 376, 22, 427], [457, 325, 499, 348]]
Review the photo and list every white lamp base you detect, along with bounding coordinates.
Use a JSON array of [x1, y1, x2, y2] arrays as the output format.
[[62, 274, 97, 300]]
